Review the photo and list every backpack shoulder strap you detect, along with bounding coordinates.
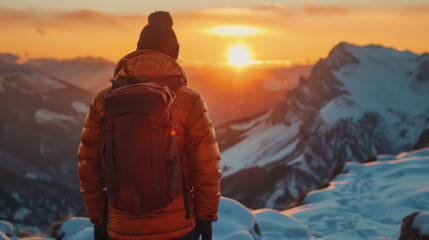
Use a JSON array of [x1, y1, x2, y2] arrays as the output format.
[[156, 76, 185, 92]]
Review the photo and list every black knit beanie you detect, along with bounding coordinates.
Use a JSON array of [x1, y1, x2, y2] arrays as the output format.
[[137, 11, 179, 60]]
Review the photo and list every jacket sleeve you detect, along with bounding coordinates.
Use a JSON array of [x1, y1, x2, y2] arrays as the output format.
[[77, 97, 105, 226], [185, 94, 222, 221]]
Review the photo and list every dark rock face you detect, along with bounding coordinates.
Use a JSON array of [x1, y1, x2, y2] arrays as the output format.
[[416, 60, 429, 82], [399, 212, 429, 240], [413, 129, 429, 150]]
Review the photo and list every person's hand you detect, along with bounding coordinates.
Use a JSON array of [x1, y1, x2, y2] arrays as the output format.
[[195, 219, 212, 240]]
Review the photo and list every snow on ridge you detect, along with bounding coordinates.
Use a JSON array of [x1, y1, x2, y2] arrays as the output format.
[[34, 109, 79, 129], [318, 42, 429, 141], [72, 101, 89, 114], [339, 42, 418, 62], [229, 110, 272, 131], [33, 72, 67, 90], [221, 122, 299, 177], [0, 70, 67, 96]]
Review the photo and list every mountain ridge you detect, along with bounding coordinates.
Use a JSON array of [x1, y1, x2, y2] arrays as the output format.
[[0, 56, 93, 230], [219, 42, 429, 209]]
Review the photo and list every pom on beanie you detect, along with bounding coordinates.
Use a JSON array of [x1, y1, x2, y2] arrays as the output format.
[[148, 11, 173, 29], [137, 11, 179, 59]]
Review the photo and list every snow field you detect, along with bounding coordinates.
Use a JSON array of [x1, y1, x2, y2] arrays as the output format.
[[57, 217, 93, 240], [283, 147, 429, 239], [0, 221, 12, 236]]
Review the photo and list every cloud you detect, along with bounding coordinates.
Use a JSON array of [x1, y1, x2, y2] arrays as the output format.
[[0, 8, 146, 29], [60, 9, 120, 25], [249, 3, 292, 18], [176, 8, 283, 29], [250, 3, 288, 12], [303, 1, 349, 15], [0, 8, 32, 21], [401, 5, 429, 15], [204, 25, 266, 37]]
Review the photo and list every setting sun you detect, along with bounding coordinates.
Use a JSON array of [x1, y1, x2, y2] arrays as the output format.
[[226, 44, 260, 68]]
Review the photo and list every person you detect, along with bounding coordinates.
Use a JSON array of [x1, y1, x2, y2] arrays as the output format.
[[77, 11, 222, 240]]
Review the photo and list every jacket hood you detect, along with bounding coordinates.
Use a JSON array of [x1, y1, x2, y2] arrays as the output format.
[[113, 49, 187, 86]]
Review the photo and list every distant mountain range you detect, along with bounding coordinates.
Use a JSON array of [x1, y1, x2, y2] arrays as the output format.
[[218, 42, 429, 209], [21, 55, 116, 92], [1, 53, 311, 126], [0, 55, 93, 230]]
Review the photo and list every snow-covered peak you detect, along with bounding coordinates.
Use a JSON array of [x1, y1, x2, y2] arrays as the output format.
[[324, 42, 360, 70], [319, 43, 429, 142], [218, 43, 429, 210]]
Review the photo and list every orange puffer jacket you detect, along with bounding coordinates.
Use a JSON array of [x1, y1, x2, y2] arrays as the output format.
[[77, 50, 222, 240]]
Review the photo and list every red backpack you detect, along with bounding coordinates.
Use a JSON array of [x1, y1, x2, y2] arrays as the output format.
[[99, 76, 189, 217]]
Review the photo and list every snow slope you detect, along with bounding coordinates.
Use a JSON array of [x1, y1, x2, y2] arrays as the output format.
[[218, 42, 429, 209], [283, 147, 429, 239]]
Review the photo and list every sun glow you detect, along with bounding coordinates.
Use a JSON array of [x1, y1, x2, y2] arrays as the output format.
[[205, 25, 265, 37], [226, 44, 260, 68]]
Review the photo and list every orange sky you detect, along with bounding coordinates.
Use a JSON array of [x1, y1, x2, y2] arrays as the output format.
[[1, 3, 429, 67]]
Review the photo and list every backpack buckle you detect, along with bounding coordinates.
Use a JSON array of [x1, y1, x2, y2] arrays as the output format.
[[170, 121, 178, 128]]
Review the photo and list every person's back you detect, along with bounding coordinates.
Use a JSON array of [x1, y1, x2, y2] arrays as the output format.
[[77, 11, 222, 240]]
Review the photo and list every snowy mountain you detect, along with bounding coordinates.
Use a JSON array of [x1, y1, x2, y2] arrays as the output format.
[[218, 42, 429, 209], [0, 56, 92, 230], [25, 55, 115, 92]]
